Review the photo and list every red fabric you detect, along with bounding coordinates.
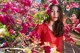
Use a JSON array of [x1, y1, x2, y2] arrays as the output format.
[[35, 22, 63, 53]]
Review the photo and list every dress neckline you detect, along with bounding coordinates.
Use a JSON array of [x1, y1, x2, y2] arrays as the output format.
[[43, 22, 54, 33]]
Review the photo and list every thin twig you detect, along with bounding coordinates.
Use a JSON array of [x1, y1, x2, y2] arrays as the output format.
[[22, 0, 35, 22]]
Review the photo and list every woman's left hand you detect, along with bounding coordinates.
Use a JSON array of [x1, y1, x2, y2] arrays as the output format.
[[30, 36, 41, 44]]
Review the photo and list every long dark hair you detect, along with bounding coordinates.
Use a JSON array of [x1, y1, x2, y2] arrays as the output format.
[[44, 4, 64, 37]]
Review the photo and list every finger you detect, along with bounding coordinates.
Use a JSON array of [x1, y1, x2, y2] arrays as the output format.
[[30, 38, 34, 42], [32, 36, 36, 40], [32, 36, 38, 41], [32, 36, 35, 39]]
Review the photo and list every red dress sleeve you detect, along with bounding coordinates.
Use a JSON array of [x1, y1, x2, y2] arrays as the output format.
[[34, 24, 43, 37]]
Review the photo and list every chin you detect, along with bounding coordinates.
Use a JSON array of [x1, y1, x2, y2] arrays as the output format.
[[54, 19, 58, 21]]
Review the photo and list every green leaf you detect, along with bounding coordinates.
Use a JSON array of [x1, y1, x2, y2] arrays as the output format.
[[66, 18, 72, 24], [33, 10, 49, 24], [3, 0, 7, 2], [4, 26, 10, 37], [0, 23, 4, 28]]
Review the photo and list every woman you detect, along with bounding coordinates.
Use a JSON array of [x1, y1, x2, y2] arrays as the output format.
[[31, 4, 64, 53]]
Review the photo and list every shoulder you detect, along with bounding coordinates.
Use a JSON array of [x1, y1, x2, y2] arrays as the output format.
[[35, 22, 46, 31], [37, 22, 46, 27]]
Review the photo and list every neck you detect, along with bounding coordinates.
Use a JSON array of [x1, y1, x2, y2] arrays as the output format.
[[46, 20, 54, 31], [48, 20, 54, 26]]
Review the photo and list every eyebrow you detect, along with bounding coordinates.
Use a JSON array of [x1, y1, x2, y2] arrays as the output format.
[[52, 9, 58, 12]]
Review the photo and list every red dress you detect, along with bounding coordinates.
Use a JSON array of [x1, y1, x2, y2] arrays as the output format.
[[35, 22, 63, 53]]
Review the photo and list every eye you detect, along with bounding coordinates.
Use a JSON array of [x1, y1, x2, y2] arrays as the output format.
[[57, 10, 59, 12], [51, 10, 54, 12]]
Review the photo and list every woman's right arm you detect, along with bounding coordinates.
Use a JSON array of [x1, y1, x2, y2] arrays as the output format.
[[30, 24, 43, 44]]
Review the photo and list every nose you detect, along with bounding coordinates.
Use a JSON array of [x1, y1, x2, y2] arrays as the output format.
[[54, 12, 58, 18]]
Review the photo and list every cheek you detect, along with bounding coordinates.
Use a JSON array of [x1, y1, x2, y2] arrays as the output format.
[[55, 13, 59, 17], [50, 15, 54, 20], [50, 13, 54, 17]]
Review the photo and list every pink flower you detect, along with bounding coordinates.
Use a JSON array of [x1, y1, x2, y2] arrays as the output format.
[[3, 3, 9, 8], [63, 33, 76, 46], [7, 1, 14, 8], [8, 28, 15, 35], [74, 19, 79, 24], [32, 2, 40, 7], [30, 8, 38, 14], [75, 3, 79, 8], [75, 26, 80, 34], [49, 0, 59, 5], [31, 23, 36, 27], [4, 15, 15, 26], [2, 7, 8, 13], [63, 1, 67, 5], [2, 2, 13, 13], [75, 27, 80, 34], [71, 14, 77, 19], [27, 15, 33, 21], [21, 0, 32, 7], [32, 50, 38, 53], [46, 7, 50, 15], [44, 4, 48, 9], [66, 5, 70, 11], [20, 23, 29, 34], [70, 14, 78, 24], [64, 24, 70, 34], [71, 19, 79, 31], [11, 7, 19, 13], [70, 2, 75, 8], [2, 42, 8, 48], [43, 46, 51, 53], [16, 0, 21, 2], [72, 24, 76, 31], [70, 2, 79, 8], [15, 3, 20, 8], [1, 2, 13, 13], [20, 8, 27, 16], [29, 30, 40, 39], [0, 15, 5, 23]]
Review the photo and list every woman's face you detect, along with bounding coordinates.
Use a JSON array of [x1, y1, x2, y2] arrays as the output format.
[[50, 6, 59, 21]]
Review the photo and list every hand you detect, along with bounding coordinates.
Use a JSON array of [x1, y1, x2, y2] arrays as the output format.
[[30, 36, 41, 44]]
